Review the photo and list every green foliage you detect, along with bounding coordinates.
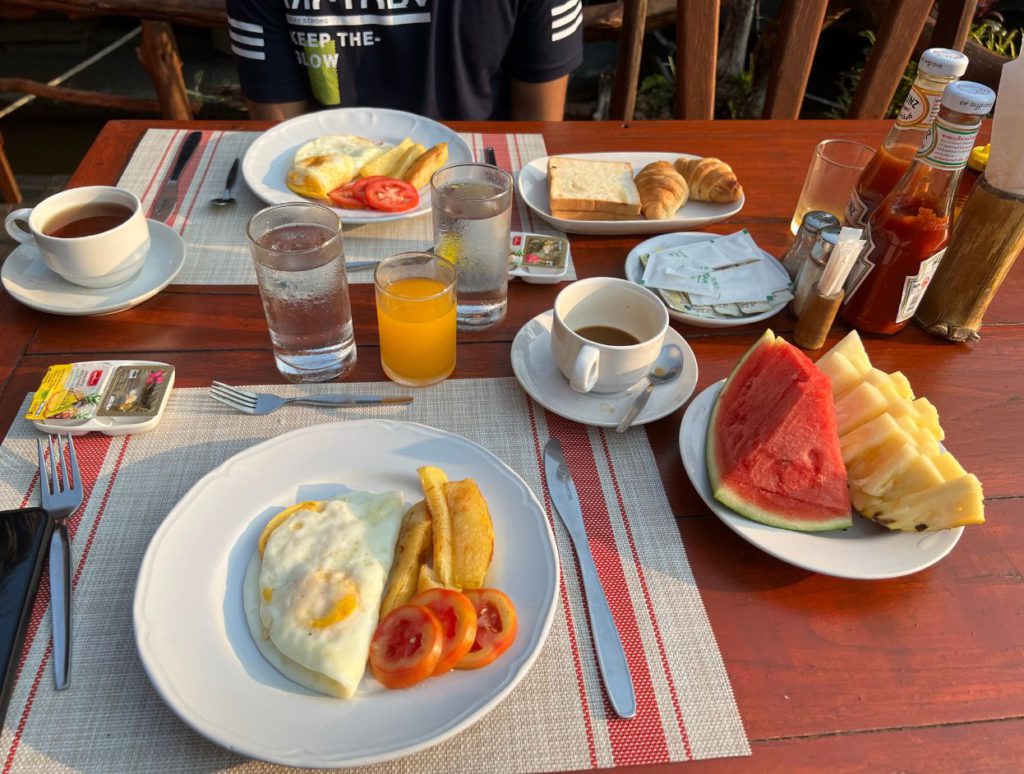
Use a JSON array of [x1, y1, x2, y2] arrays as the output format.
[[724, 55, 756, 120], [971, 19, 1020, 58]]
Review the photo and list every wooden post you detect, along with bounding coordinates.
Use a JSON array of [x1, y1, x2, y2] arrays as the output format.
[[930, 0, 977, 51], [762, 0, 828, 119], [137, 20, 193, 120], [609, 0, 649, 121], [676, 0, 720, 119], [0, 132, 21, 205]]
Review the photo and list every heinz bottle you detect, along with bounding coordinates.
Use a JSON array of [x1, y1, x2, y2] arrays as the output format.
[[843, 82, 996, 335], [846, 48, 969, 228]]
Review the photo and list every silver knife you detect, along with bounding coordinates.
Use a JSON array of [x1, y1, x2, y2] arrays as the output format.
[[151, 131, 202, 222], [543, 438, 637, 719], [485, 146, 497, 167]]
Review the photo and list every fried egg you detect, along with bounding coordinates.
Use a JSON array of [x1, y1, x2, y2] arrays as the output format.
[[286, 135, 390, 201], [242, 491, 405, 698]]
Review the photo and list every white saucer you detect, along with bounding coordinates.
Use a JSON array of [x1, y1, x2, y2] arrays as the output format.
[[2, 220, 185, 316], [511, 310, 699, 428]]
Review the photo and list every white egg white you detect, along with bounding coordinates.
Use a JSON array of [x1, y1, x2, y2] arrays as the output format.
[[243, 491, 405, 698]]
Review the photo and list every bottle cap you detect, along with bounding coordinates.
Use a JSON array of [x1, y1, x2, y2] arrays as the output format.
[[919, 48, 969, 78], [942, 81, 996, 115], [799, 211, 839, 235]]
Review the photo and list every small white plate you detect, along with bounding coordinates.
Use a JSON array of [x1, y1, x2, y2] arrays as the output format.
[[1, 220, 185, 316], [242, 107, 473, 224], [511, 310, 698, 428], [517, 152, 745, 235], [679, 380, 963, 580], [624, 232, 789, 328], [134, 420, 558, 768]]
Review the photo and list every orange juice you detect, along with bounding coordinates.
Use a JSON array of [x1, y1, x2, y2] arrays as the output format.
[[376, 277, 456, 386]]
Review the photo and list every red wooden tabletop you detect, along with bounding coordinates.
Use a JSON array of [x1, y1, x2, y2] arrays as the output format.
[[2, 119, 1021, 772]]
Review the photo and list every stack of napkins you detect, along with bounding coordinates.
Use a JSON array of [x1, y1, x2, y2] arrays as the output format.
[[638, 230, 792, 318]]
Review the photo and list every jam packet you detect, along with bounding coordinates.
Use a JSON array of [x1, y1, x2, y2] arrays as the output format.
[[97, 365, 174, 418], [25, 362, 114, 421], [509, 232, 570, 281]]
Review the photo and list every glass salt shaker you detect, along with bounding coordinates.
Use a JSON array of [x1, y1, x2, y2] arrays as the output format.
[[781, 211, 839, 279], [791, 225, 840, 317]]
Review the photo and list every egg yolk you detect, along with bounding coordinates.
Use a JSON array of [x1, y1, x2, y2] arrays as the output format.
[[289, 571, 359, 630]]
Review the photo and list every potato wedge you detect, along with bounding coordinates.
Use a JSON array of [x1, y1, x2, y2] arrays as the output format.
[[404, 142, 449, 189], [418, 465, 453, 586], [394, 143, 426, 180], [379, 499, 432, 618], [416, 563, 445, 594], [359, 137, 414, 178], [446, 479, 494, 589]]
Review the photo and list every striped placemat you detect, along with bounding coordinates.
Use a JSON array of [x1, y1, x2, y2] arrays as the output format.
[[0, 378, 747, 772], [116, 130, 573, 285]]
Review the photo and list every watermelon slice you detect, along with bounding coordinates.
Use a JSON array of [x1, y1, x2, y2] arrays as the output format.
[[707, 330, 852, 531]]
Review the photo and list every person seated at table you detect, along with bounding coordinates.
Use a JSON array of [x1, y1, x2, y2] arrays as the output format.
[[224, 0, 584, 122]]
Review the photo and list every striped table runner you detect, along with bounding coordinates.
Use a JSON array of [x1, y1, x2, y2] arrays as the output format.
[[116, 130, 573, 285], [0, 378, 747, 772]]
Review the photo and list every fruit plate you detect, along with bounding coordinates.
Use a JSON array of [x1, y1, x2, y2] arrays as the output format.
[[134, 419, 558, 768], [517, 152, 745, 235], [679, 381, 963, 580], [242, 107, 473, 224]]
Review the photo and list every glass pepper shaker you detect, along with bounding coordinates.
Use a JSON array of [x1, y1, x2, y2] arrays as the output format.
[[791, 225, 840, 317], [781, 211, 840, 279]]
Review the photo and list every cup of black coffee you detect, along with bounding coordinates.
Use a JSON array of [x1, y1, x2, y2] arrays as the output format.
[[4, 186, 149, 288]]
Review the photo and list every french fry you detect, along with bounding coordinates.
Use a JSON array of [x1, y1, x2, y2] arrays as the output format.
[[359, 137, 414, 178], [417, 466, 454, 586], [445, 479, 494, 589], [416, 563, 445, 594], [379, 500, 432, 618], [404, 142, 449, 189], [394, 143, 426, 180]]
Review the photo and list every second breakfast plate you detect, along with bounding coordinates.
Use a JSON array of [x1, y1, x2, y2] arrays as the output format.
[[517, 152, 745, 235], [242, 107, 474, 223], [679, 381, 963, 580], [134, 420, 559, 769]]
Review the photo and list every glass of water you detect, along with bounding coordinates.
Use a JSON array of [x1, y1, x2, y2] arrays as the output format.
[[431, 163, 513, 329], [246, 202, 356, 382]]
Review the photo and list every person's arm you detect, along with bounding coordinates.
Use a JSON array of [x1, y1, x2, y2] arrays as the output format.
[[509, 76, 569, 121], [245, 99, 313, 121]]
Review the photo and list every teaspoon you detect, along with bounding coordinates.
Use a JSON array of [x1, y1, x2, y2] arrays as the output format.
[[615, 344, 685, 433]]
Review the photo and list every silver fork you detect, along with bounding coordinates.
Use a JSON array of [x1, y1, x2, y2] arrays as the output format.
[[36, 433, 83, 691], [210, 382, 413, 415]]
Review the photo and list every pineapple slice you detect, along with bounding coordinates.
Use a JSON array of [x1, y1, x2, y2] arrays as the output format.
[[853, 442, 920, 498], [888, 398, 944, 442], [818, 330, 871, 375], [840, 413, 904, 466], [835, 382, 889, 436], [893, 416, 942, 458], [862, 369, 915, 401], [858, 449, 946, 505], [847, 432, 914, 480], [817, 352, 864, 398], [933, 452, 967, 481], [873, 474, 986, 531], [888, 371, 914, 400]]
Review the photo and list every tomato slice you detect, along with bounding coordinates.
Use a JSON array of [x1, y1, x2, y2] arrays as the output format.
[[328, 184, 364, 210], [369, 605, 443, 689], [411, 588, 478, 675], [456, 588, 517, 670], [364, 178, 419, 213], [351, 176, 389, 201]]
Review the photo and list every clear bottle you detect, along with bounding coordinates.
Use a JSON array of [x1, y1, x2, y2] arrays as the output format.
[[791, 225, 840, 317], [781, 210, 839, 279], [845, 48, 969, 228], [842, 82, 996, 335]]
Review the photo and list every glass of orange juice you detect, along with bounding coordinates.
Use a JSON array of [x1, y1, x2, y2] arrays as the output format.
[[374, 252, 457, 387]]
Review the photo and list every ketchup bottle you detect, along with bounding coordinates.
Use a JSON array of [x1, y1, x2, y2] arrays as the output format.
[[843, 82, 996, 335], [845, 48, 968, 229]]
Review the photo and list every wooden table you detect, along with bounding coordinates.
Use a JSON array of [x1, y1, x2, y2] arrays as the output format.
[[2, 119, 1021, 772]]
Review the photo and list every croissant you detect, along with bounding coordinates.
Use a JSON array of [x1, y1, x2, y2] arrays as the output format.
[[673, 157, 743, 203], [634, 161, 689, 220]]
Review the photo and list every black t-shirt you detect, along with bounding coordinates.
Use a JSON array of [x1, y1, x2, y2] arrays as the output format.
[[225, 0, 584, 120]]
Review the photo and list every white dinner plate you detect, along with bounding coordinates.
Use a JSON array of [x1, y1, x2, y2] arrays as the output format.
[[134, 420, 558, 768], [1, 220, 184, 316], [511, 310, 699, 428], [242, 107, 473, 224], [624, 232, 789, 328], [679, 381, 963, 580], [517, 152, 745, 235]]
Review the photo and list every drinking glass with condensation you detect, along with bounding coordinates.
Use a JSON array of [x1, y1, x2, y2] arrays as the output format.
[[374, 252, 457, 387], [790, 139, 875, 234], [431, 163, 513, 330], [246, 202, 356, 382]]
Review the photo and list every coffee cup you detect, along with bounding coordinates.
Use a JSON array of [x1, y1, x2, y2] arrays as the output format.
[[550, 277, 669, 394], [4, 186, 150, 288]]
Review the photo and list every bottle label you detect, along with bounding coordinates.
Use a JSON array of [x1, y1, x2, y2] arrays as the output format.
[[895, 84, 944, 129], [896, 248, 946, 323], [844, 231, 875, 299], [917, 118, 980, 169], [845, 190, 869, 228]]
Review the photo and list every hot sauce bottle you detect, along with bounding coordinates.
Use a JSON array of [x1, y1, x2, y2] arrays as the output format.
[[846, 48, 968, 229], [843, 82, 996, 335]]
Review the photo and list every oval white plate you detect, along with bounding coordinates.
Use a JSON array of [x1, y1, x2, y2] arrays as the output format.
[[624, 232, 789, 328], [517, 152, 745, 235], [133, 420, 558, 768], [242, 107, 473, 224], [511, 310, 698, 428], [679, 381, 963, 580], [1, 220, 184, 316]]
